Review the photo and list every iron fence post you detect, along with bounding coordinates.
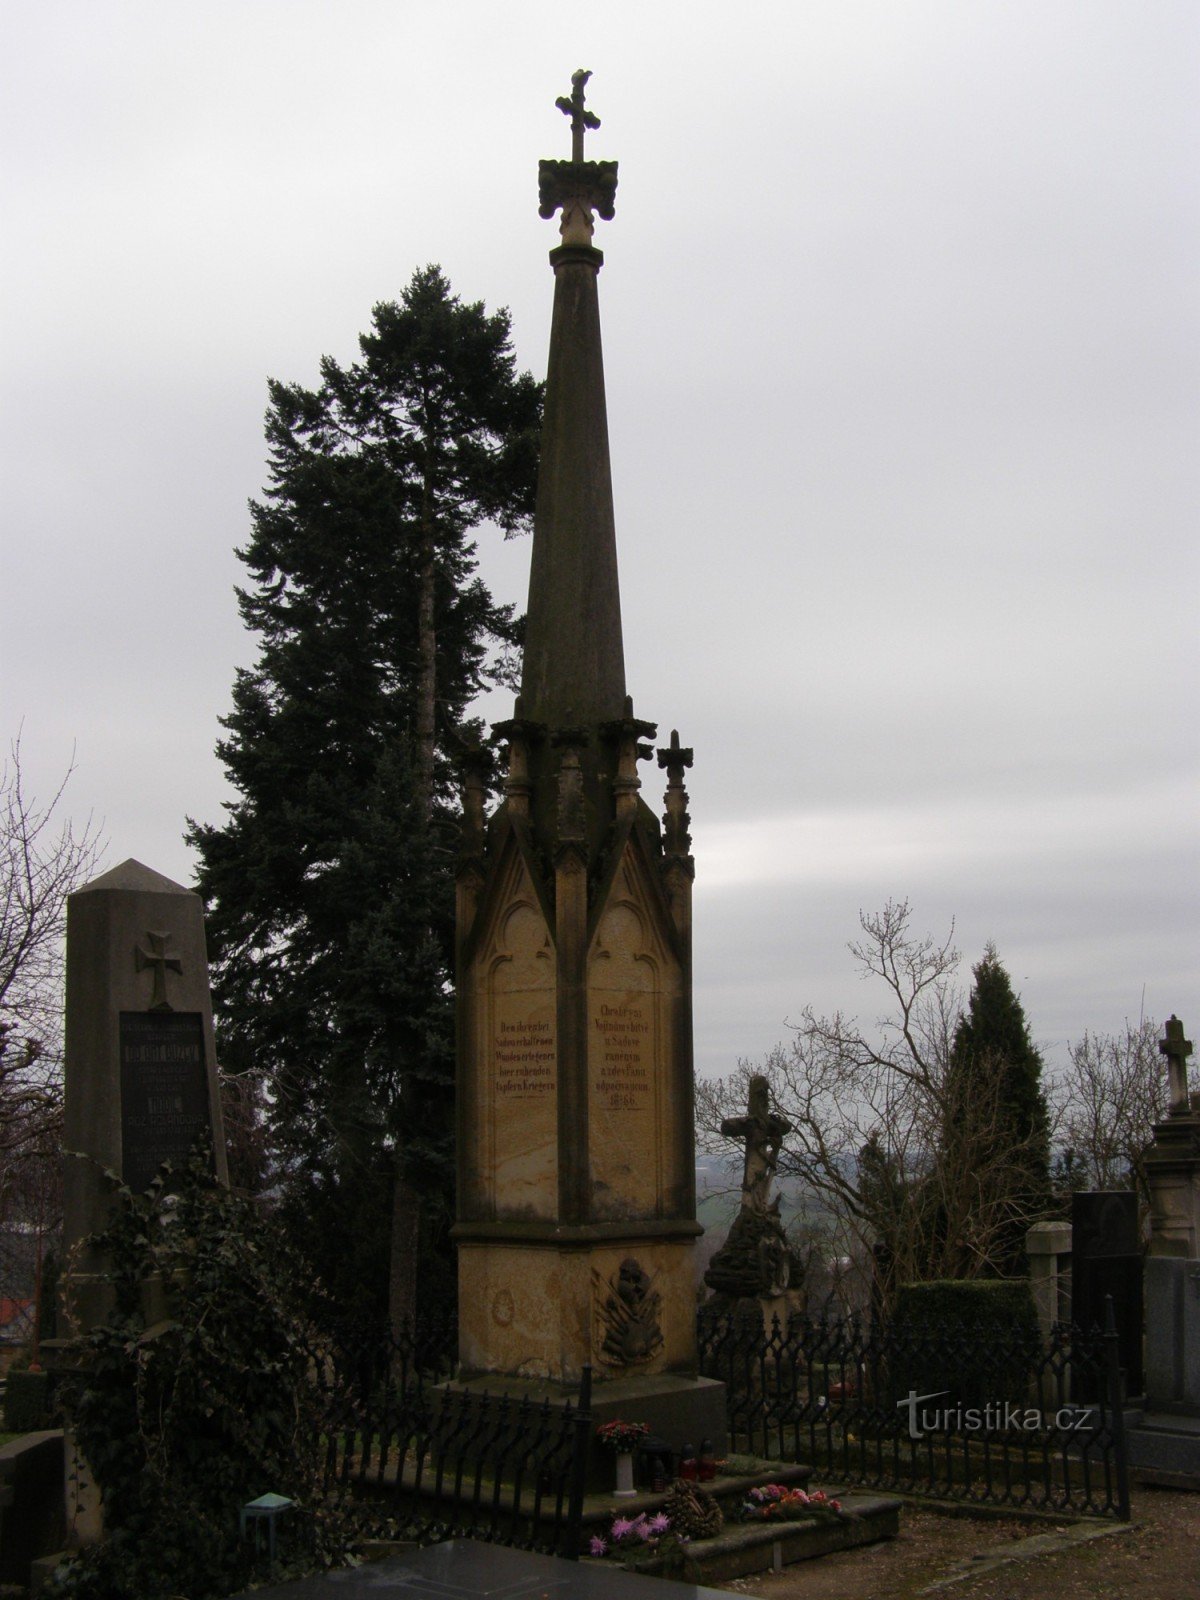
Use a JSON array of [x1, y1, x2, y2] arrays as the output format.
[[1102, 1295, 1132, 1520], [564, 1363, 592, 1559]]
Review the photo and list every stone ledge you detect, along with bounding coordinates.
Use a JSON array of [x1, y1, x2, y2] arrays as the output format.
[[615, 1492, 902, 1585]]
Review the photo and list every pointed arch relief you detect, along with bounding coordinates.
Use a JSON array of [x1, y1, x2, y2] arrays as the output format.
[[474, 864, 558, 1219], [587, 851, 681, 1219]]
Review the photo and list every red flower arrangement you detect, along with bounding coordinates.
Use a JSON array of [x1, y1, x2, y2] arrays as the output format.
[[595, 1419, 651, 1453]]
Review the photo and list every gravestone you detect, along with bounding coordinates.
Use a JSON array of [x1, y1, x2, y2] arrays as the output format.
[[453, 74, 724, 1457], [704, 1075, 801, 1318], [62, 859, 228, 1331], [229, 1536, 750, 1599], [1070, 1190, 1142, 1399], [56, 858, 228, 1546], [1124, 1015, 1200, 1484], [1025, 1218, 1071, 1344], [1141, 1015, 1200, 1411]]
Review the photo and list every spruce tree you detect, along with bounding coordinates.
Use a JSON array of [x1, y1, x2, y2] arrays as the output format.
[[188, 267, 540, 1327], [946, 945, 1051, 1275]]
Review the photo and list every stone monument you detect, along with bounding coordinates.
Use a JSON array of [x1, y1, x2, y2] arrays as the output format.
[[1070, 1189, 1143, 1400], [453, 72, 723, 1449], [1126, 1015, 1200, 1482], [704, 1075, 800, 1311], [61, 858, 228, 1331]]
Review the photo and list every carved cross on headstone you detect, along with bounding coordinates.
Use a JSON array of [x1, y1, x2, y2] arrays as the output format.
[[1160, 1014, 1194, 1115], [555, 67, 601, 163], [135, 930, 183, 1011], [721, 1074, 793, 1214]]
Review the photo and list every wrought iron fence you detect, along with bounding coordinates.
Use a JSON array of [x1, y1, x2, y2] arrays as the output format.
[[306, 1317, 591, 1558], [698, 1301, 1130, 1519]]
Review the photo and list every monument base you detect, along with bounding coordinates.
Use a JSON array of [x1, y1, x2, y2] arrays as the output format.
[[445, 1370, 727, 1491], [1145, 1256, 1200, 1411], [455, 1225, 700, 1385]]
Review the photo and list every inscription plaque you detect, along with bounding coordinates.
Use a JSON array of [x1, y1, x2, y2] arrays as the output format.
[[119, 1011, 213, 1192], [592, 998, 652, 1112]]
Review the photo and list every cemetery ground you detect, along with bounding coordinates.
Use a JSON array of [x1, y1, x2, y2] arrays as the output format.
[[724, 1485, 1199, 1600]]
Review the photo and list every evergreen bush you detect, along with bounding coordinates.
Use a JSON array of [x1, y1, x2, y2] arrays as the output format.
[[3, 1368, 52, 1433]]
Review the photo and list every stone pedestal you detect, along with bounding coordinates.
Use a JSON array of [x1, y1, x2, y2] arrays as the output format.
[[1144, 1257, 1200, 1411], [1026, 1219, 1072, 1343]]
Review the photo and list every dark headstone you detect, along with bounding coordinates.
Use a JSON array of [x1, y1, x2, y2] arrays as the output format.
[[119, 1011, 212, 1193], [1071, 1191, 1143, 1398]]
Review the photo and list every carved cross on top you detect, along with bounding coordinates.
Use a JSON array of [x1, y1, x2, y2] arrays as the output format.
[[555, 68, 600, 162], [135, 930, 183, 1011], [721, 1075, 793, 1215], [1160, 1014, 1194, 1115]]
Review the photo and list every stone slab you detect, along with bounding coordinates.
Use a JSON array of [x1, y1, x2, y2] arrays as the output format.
[[1143, 1256, 1200, 1410], [1125, 1407, 1200, 1479], [229, 1537, 749, 1598], [630, 1492, 902, 1587]]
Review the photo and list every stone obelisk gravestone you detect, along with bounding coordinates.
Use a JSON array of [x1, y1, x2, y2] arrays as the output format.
[[453, 73, 723, 1449], [58, 858, 228, 1545], [62, 859, 228, 1332]]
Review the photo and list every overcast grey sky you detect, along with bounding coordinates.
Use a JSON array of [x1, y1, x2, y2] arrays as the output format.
[[3, 1, 1197, 1083]]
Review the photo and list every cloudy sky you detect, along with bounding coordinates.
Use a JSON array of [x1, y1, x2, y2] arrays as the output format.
[[4, 2, 1197, 1085]]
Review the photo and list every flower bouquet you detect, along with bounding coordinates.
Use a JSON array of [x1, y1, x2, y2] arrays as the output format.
[[595, 1419, 651, 1453], [588, 1509, 673, 1558], [741, 1483, 843, 1521]]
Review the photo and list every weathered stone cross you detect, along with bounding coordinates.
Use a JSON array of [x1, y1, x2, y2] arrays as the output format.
[[135, 929, 183, 1011], [721, 1075, 793, 1215], [1160, 1014, 1194, 1115], [555, 68, 600, 162]]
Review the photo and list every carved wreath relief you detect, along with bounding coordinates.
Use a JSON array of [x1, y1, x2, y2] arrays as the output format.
[[593, 1256, 663, 1368]]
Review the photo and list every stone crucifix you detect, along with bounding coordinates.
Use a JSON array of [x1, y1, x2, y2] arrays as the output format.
[[135, 929, 183, 1011], [555, 67, 601, 162], [722, 1075, 792, 1214], [1160, 1014, 1194, 1116]]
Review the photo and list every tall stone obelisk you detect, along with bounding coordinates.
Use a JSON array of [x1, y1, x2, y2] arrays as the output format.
[[454, 73, 720, 1443]]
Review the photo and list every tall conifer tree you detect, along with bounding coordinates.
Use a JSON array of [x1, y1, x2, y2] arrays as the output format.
[[188, 267, 540, 1326], [946, 945, 1051, 1274]]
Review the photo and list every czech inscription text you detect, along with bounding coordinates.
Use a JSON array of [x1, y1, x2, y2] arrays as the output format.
[[119, 1011, 212, 1193], [593, 1000, 652, 1111], [494, 1015, 555, 1096]]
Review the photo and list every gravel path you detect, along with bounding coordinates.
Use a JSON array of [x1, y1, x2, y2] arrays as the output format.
[[723, 1487, 1200, 1600]]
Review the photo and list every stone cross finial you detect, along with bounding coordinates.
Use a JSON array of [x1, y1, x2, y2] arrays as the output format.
[[1160, 1015, 1194, 1115], [555, 68, 600, 162], [721, 1075, 793, 1214], [538, 70, 617, 242], [134, 930, 183, 1011]]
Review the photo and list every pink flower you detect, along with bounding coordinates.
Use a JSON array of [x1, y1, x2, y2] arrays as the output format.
[[589, 1535, 608, 1556], [830, 1499, 842, 1512], [611, 1517, 635, 1540], [648, 1513, 671, 1535]]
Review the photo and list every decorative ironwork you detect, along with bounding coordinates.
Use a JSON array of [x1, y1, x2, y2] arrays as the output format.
[[697, 1300, 1130, 1520], [308, 1316, 591, 1558]]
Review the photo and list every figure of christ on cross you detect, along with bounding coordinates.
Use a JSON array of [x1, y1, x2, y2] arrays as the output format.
[[1160, 1015, 1194, 1116], [555, 68, 601, 162], [722, 1075, 793, 1215]]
